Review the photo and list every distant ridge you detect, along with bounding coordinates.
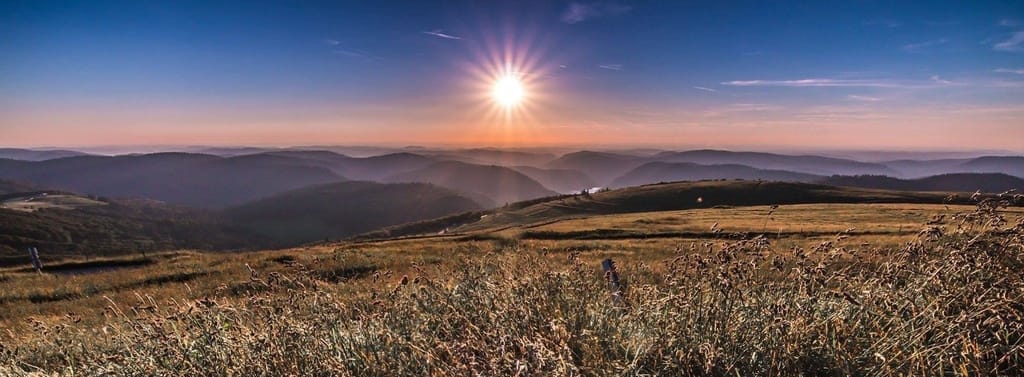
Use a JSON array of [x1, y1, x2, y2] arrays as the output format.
[[821, 173, 1024, 193], [261, 151, 436, 181], [0, 153, 343, 207], [654, 149, 896, 176], [960, 156, 1024, 178], [882, 156, 1024, 178], [611, 162, 820, 188], [0, 148, 90, 161]]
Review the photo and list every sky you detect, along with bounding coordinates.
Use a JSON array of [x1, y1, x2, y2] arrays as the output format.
[[1, 0, 1023, 151]]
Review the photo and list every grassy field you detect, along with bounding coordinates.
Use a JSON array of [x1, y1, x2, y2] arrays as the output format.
[[2, 199, 1022, 375]]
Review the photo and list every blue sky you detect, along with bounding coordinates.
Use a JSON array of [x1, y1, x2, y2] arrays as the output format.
[[1, 0, 1022, 151]]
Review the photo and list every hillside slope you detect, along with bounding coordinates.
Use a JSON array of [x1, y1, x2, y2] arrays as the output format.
[[226, 181, 482, 246], [262, 151, 437, 181], [546, 151, 649, 186], [821, 173, 1024, 193], [0, 153, 344, 207], [369, 180, 968, 238], [510, 166, 597, 194], [0, 180, 43, 195], [0, 197, 248, 264], [385, 161, 558, 207]]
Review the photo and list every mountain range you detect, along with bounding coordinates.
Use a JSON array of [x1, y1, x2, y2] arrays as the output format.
[[2, 144, 1021, 262], [1, 148, 1021, 211]]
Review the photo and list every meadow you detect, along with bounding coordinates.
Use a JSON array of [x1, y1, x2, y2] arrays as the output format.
[[1, 200, 1022, 375]]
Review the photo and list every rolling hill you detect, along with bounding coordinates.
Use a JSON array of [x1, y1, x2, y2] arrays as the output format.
[[880, 159, 973, 178], [385, 161, 559, 207], [546, 151, 649, 186], [510, 166, 597, 194], [654, 149, 896, 176], [364, 180, 970, 239], [261, 151, 437, 181], [0, 153, 344, 207], [225, 181, 482, 246], [424, 148, 556, 166], [0, 179, 43, 195], [959, 156, 1024, 178], [0, 148, 90, 161], [0, 195, 250, 265], [610, 162, 821, 188], [821, 173, 1024, 193], [881, 156, 1024, 178]]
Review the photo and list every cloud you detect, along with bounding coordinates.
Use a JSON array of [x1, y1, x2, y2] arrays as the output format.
[[422, 30, 462, 40], [1000, 19, 1021, 27], [902, 38, 947, 52], [692, 86, 717, 92], [848, 95, 882, 102], [994, 31, 1024, 52], [721, 78, 954, 89], [930, 75, 952, 84], [598, 64, 623, 71], [995, 68, 1024, 75], [324, 39, 341, 46], [562, 2, 632, 24]]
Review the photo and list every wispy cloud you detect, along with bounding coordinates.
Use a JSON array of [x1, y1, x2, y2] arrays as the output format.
[[1000, 19, 1022, 27], [930, 75, 952, 85], [995, 68, 1024, 75], [324, 39, 341, 46], [562, 1, 632, 24], [720, 78, 952, 89], [864, 19, 902, 28], [692, 86, 717, 92], [598, 64, 624, 71], [902, 38, 948, 52], [421, 30, 462, 40], [848, 95, 882, 102], [994, 31, 1024, 52]]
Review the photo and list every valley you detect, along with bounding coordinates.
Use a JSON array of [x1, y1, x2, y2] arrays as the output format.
[[1, 146, 1022, 375]]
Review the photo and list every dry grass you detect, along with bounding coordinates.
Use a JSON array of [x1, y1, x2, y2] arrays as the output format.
[[2, 199, 1023, 375]]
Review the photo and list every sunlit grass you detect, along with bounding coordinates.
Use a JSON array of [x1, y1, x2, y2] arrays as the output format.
[[2, 199, 1022, 375]]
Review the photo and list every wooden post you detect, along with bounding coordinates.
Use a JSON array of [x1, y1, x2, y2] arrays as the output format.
[[29, 247, 43, 274], [601, 258, 622, 305], [601, 259, 620, 290]]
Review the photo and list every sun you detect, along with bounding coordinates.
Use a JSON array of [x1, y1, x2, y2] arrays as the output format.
[[492, 74, 525, 107]]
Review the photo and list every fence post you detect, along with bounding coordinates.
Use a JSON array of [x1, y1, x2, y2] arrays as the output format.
[[601, 258, 622, 304], [29, 247, 43, 274]]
